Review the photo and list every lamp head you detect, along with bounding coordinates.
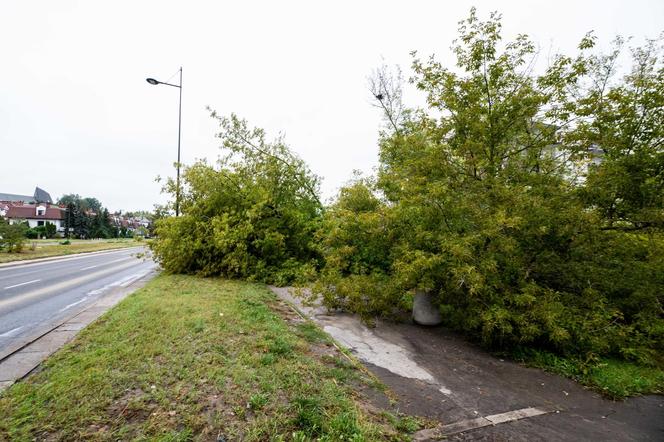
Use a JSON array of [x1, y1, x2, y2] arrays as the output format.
[[146, 78, 159, 85]]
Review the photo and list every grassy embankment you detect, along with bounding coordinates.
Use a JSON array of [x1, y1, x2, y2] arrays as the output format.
[[0, 239, 142, 264], [0, 275, 418, 441]]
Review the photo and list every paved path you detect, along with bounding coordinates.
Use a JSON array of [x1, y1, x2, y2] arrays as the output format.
[[271, 287, 664, 441], [0, 247, 158, 391]]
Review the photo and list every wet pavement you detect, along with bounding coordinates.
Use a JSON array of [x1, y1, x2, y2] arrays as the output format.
[[270, 287, 664, 441]]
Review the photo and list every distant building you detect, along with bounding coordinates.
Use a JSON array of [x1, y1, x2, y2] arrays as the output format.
[[0, 186, 53, 204], [0, 187, 64, 234], [3, 202, 66, 233]]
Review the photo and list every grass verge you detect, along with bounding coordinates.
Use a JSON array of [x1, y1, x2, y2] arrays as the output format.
[[0, 239, 141, 264], [512, 348, 664, 399], [0, 274, 413, 441]]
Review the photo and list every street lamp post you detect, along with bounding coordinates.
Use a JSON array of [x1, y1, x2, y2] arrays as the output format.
[[146, 67, 183, 216]]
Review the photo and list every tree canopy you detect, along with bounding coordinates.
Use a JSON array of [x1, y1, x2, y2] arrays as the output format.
[[315, 9, 663, 365], [150, 113, 322, 285]]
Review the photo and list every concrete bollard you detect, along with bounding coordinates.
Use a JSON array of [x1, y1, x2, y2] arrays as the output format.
[[412, 289, 443, 326]]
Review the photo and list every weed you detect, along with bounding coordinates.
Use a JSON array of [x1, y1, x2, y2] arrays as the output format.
[[395, 415, 420, 433], [292, 396, 324, 436], [267, 337, 293, 357], [189, 318, 206, 333], [297, 322, 330, 344], [249, 393, 269, 410]]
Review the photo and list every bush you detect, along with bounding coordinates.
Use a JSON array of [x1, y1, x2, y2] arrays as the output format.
[[0, 222, 27, 253]]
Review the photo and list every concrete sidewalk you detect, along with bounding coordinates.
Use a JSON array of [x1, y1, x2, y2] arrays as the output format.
[[270, 287, 664, 441], [0, 270, 158, 392]]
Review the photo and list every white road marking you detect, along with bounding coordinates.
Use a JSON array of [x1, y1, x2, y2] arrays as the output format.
[[119, 271, 149, 287], [80, 265, 99, 271], [108, 257, 131, 264], [87, 280, 123, 296], [0, 261, 139, 310], [86, 268, 153, 296], [59, 295, 90, 312], [4, 279, 41, 290], [0, 325, 24, 337], [0, 269, 42, 281]]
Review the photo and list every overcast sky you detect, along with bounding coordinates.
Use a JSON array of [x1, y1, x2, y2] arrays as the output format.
[[1, 1, 662, 212]]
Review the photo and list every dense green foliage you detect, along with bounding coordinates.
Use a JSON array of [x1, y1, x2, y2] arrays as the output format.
[[24, 221, 57, 239], [315, 10, 663, 366], [150, 114, 322, 285], [149, 9, 662, 369], [0, 218, 27, 252], [60, 197, 117, 239]]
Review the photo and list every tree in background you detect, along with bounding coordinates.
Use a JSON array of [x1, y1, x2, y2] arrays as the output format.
[[0, 218, 27, 253], [63, 199, 90, 239], [83, 197, 103, 214], [89, 208, 114, 239], [58, 194, 84, 209], [567, 37, 664, 231], [60, 195, 118, 239]]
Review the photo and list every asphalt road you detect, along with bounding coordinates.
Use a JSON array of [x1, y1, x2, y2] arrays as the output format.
[[0, 247, 157, 356]]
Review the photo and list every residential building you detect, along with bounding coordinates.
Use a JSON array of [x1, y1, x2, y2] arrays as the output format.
[[0, 187, 64, 234], [0, 186, 53, 204], [3, 202, 66, 233]]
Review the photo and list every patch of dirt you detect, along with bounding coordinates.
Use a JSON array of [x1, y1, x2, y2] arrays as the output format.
[[106, 386, 158, 427]]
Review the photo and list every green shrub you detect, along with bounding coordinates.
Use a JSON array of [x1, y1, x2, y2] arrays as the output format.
[[0, 222, 27, 253]]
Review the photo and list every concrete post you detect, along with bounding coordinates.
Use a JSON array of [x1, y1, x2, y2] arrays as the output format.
[[412, 289, 443, 326]]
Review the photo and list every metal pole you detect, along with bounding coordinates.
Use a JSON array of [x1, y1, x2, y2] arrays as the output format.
[[176, 67, 182, 217]]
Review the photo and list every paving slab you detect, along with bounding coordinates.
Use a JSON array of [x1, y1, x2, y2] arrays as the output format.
[[17, 330, 78, 353], [56, 323, 87, 331], [0, 351, 50, 381], [70, 308, 107, 323]]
